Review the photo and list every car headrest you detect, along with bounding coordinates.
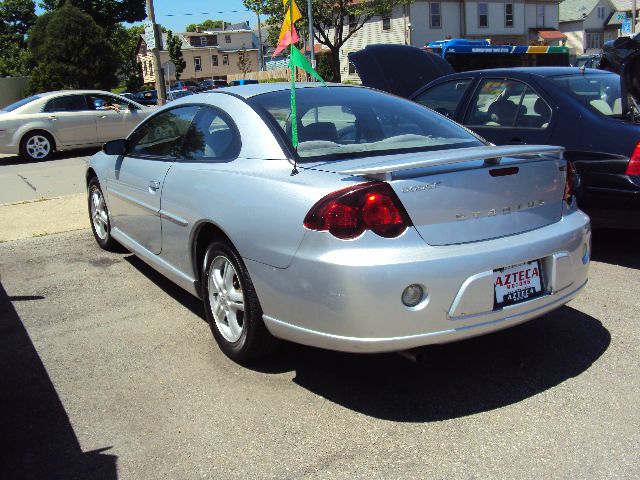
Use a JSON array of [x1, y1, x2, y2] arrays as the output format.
[[300, 122, 338, 143], [534, 97, 551, 117]]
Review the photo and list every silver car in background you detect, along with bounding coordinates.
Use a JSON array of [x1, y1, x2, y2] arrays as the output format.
[[0, 90, 153, 161], [86, 84, 590, 363]]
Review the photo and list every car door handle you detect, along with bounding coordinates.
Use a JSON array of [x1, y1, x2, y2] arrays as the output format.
[[149, 180, 161, 190], [48, 116, 57, 121], [509, 138, 525, 144], [98, 114, 108, 119]]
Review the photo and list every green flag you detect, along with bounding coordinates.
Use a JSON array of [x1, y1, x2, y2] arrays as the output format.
[[290, 45, 326, 85]]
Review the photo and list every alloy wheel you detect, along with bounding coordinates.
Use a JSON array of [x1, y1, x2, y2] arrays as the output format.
[[25, 135, 51, 159], [207, 255, 245, 343], [90, 187, 109, 240]]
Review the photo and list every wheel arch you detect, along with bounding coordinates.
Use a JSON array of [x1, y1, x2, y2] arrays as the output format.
[[19, 127, 59, 151], [86, 167, 97, 187], [191, 221, 237, 298]]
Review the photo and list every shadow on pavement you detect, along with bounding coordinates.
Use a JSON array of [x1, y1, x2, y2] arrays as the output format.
[[0, 148, 100, 167], [249, 306, 609, 422], [0, 282, 118, 479], [117, 247, 609, 422], [592, 228, 640, 270], [123, 254, 205, 320]]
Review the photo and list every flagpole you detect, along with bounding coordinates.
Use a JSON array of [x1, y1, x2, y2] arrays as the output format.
[[289, 0, 298, 149]]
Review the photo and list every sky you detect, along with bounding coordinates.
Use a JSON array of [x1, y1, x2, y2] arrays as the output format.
[[35, 0, 258, 32], [148, 0, 256, 32]]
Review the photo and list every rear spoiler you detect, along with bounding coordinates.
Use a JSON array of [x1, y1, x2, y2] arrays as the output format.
[[339, 145, 565, 180]]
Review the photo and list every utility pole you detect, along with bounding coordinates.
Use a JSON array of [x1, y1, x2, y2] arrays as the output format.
[[257, 11, 264, 70], [145, 0, 166, 105], [307, 0, 315, 70]]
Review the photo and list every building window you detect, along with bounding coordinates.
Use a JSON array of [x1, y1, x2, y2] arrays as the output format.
[[505, 3, 514, 27], [348, 14, 357, 32], [222, 54, 229, 65], [430, 2, 441, 28], [148, 61, 153, 76], [194, 56, 202, 71], [212, 54, 218, 66], [348, 61, 356, 74], [478, 3, 488, 27], [536, 4, 545, 27], [597, 6, 605, 19], [225, 35, 231, 43], [200, 36, 207, 46], [382, 12, 391, 31], [586, 32, 603, 49]]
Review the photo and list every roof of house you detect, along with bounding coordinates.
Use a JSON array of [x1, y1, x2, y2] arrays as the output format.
[[609, 0, 636, 10], [538, 30, 568, 40], [559, 0, 601, 22], [606, 10, 630, 25]]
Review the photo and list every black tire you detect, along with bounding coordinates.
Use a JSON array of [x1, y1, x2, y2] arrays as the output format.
[[202, 241, 278, 362], [88, 177, 119, 251], [20, 130, 55, 161]]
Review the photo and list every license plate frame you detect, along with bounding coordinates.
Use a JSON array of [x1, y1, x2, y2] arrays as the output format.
[[493, 260, 545, 309]]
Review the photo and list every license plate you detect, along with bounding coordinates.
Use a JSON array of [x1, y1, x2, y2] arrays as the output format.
[[494, 260, 544, 308]]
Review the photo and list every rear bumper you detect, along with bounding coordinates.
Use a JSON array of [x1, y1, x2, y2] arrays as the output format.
[[247, 211, 591, 353], [263, 280, 587, 353]]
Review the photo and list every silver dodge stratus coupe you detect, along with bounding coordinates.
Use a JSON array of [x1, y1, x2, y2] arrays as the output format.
[[86, 83, 590, 362]]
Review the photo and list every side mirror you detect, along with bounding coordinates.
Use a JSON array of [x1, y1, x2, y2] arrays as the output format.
[[103, 139, 127, 156], [128, 102, 138, 111]]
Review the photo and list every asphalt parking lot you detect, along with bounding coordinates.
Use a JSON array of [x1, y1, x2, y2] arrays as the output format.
[[1, 153, 639, 479]]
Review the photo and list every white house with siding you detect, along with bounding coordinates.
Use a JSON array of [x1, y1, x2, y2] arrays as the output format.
[[325, 0, 561, 82], [560, 0, 638, 54]]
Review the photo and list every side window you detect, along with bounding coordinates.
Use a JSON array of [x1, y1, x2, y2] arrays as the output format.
[[128, 106, 199, 158], [413, 79, 472, 118], [87, 94, 131, 111], [182, 106, 241, 161], [514, 88, 551, 128], [43, 95, 88, 113], [466, 79, 525, 127]]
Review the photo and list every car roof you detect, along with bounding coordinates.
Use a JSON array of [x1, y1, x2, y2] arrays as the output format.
[[36, 89, 129, 98], [213, 82, 346, 98]]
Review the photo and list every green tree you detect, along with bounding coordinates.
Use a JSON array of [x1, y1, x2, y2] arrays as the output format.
[[0, 0, 37, 76], [237, 43, 253, 78], [166, 30, 186, 81], [39, 0, 145, 35], [110, 24, 144, 92], [27, 2, 119, 93], [185, 19, 224, 32], [246, 0, 410, 81]]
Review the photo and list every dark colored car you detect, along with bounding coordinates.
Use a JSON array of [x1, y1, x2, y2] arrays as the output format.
[[199, 79, 228, 90], [350, 45, 640, 230], [173, 80, 201, 92], [135, 90, 158, 106]]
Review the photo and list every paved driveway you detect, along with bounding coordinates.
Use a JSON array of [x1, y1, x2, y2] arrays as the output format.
[[1, 228, 638, 479]]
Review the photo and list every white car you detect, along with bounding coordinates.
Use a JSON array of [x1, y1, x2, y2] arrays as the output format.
[[0, 90, 154, 161]]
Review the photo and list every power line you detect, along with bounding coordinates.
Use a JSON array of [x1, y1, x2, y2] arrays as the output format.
[[159, 10, 251, 17]]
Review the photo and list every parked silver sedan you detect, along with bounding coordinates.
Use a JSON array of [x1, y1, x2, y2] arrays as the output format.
[[0, 90, 153, 161], [86, 84, 591, 362]]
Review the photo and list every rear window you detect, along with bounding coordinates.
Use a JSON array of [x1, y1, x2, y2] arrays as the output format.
[[1, 95, 41, 112], [248, 86, 483, 161], [550, 73, 622, 116]]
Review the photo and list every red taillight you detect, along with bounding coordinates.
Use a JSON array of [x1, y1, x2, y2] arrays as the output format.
[[626, 142, 640, 176], [564, 161, 574, 204], [304, 182, 411, 239]]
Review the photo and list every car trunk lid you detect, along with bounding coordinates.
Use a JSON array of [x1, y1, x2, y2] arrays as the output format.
[[348, 45, 454, 98], [305, 145, 567, 246]]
